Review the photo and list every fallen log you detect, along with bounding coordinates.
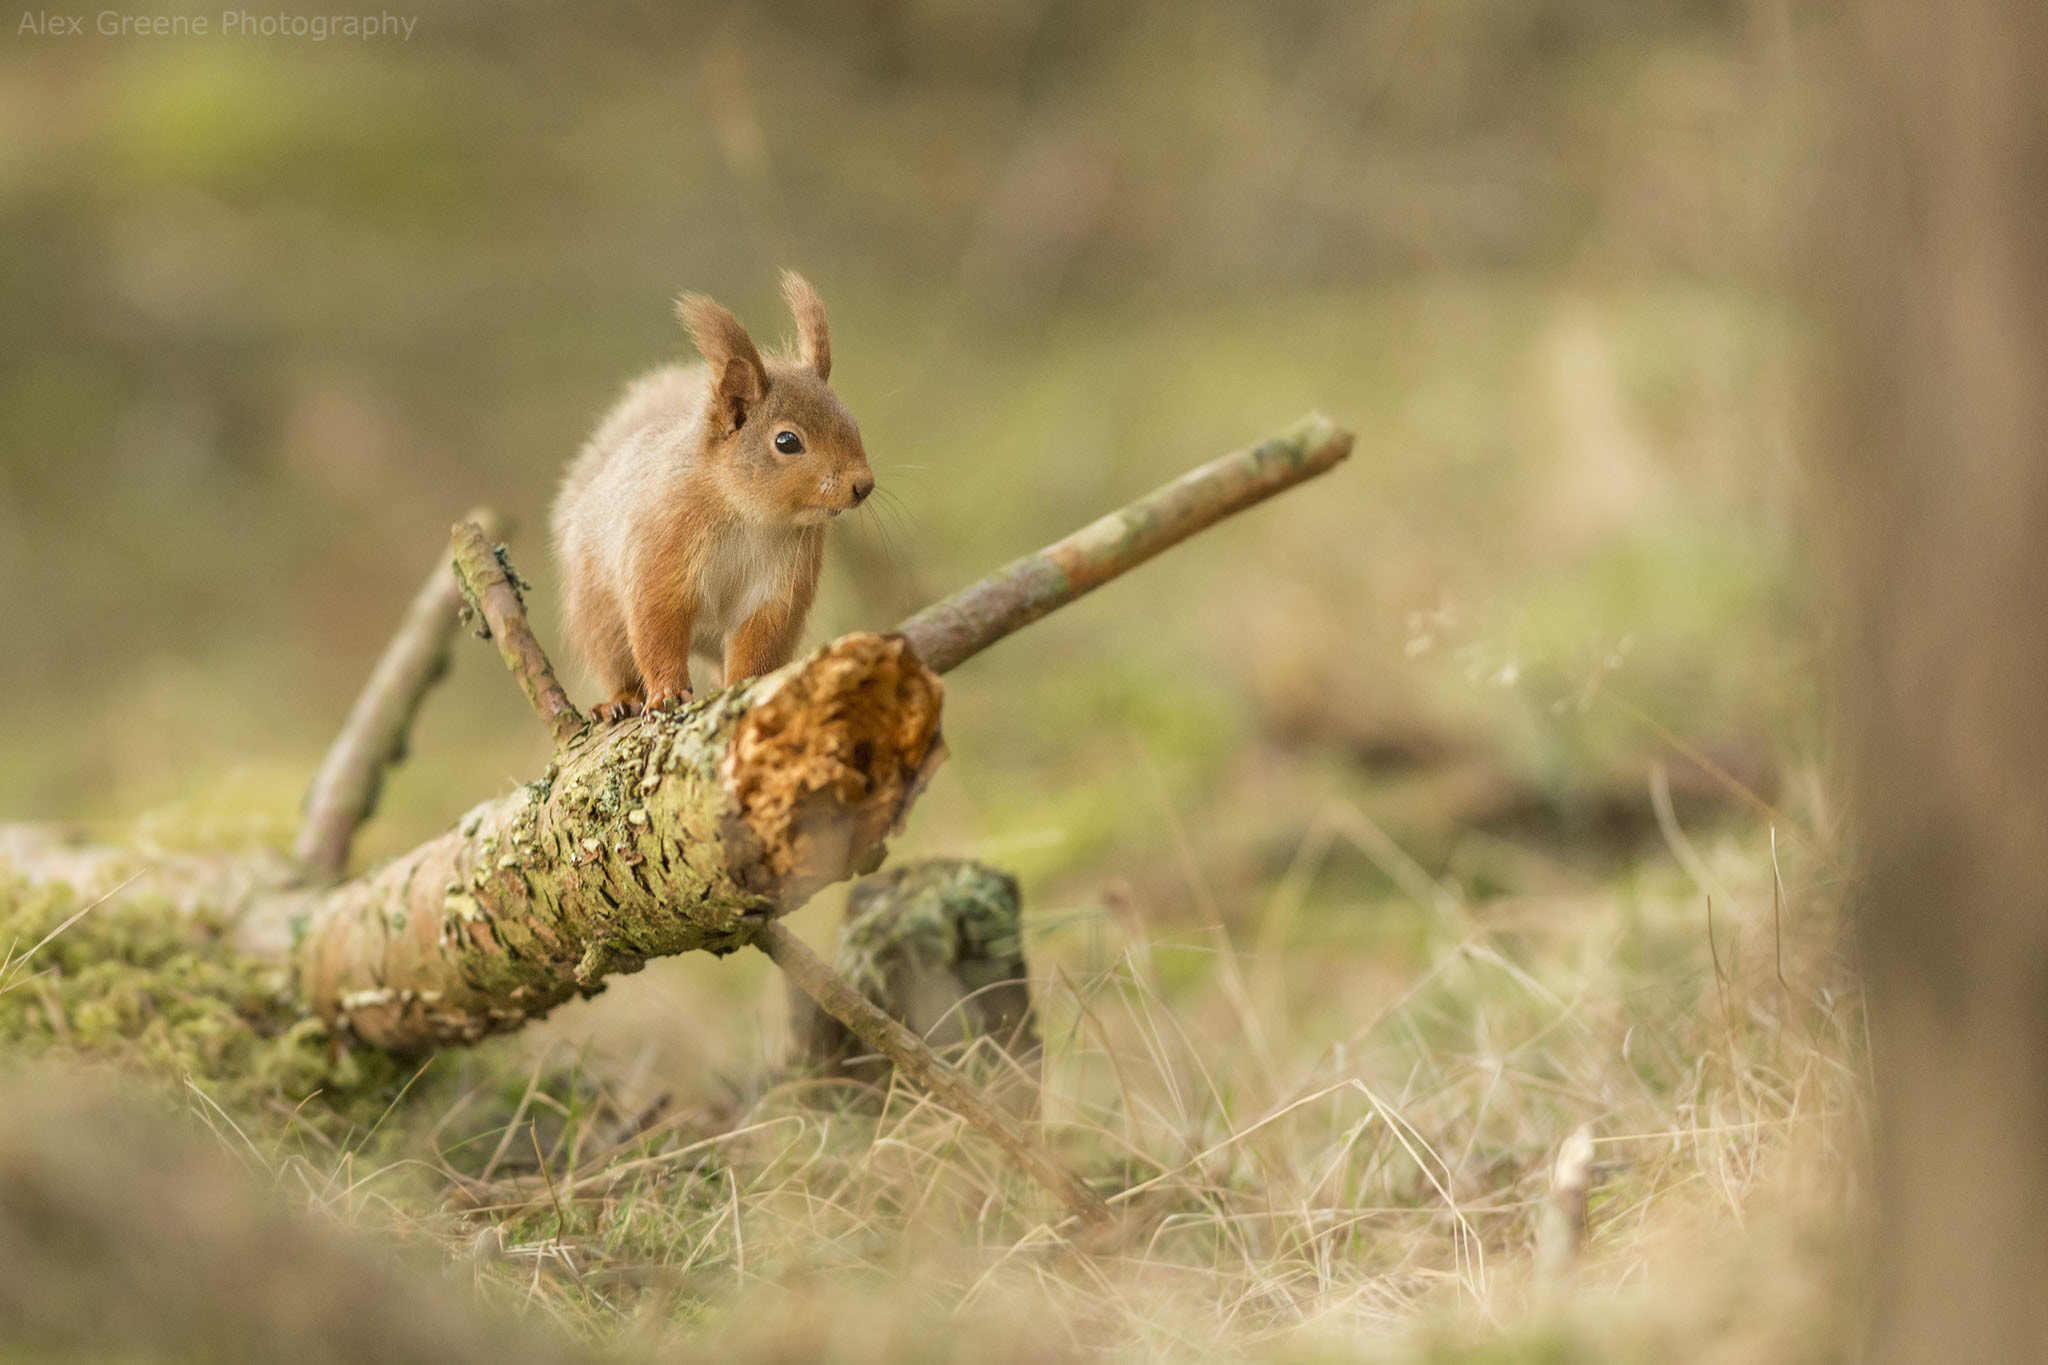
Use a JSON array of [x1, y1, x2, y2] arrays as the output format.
[[6, 414, 1354, 1045], [289, 410, 1351, 1051], [298, 631, 943, 1051], [3, 636, 945, 1058], [5, 415, 1351, 1026], [0, 411, 1352, 1229]]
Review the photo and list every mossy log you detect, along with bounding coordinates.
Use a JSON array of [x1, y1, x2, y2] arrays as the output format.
[[2, 412, 1351, 1060], [7, 634, 943, 1055], [1, 414, 1353, 1226], [294, 633, 943, 1052]]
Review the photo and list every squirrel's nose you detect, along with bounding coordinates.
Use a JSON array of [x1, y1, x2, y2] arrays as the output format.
[[850, 474, 875, 506]]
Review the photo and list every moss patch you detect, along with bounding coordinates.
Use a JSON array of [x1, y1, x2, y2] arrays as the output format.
[[0, 874, 408, 1129], [837, 859, 1026, 1005]]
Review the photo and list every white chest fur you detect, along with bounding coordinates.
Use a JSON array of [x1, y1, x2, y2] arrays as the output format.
[[691, 521, 796, 648]]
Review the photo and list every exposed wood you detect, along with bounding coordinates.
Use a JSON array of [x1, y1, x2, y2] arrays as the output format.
[[896, 411, 1351, 673], [756, 917, 1110, 1228], [449, 520, 584, 748], [294, 509, 505, 884]]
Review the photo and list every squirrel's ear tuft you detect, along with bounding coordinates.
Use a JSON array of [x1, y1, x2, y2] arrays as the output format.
[[780, 270, 831, 381], [678, 293, 767, 432]]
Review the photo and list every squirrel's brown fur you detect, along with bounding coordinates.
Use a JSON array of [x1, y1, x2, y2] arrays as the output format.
[[551, 272, 873, 719]]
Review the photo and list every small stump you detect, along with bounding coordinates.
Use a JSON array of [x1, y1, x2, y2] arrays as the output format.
[[791, 859, 1041, 1113]]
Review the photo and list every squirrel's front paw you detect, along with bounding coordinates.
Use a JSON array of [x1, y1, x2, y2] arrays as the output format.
[[594, 694, 645, 723], [645, 688, 694, 712]]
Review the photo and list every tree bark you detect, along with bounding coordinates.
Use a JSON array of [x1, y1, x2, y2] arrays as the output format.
[[295, 632, 943, 1052], [1821, 2, 2048, 1358]]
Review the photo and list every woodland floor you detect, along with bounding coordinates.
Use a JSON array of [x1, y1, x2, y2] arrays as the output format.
[[0, 5, 1848, 1358]]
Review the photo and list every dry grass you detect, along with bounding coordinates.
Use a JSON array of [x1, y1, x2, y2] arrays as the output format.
[[0, 5, 1847, 1356], [35, 789, 1841, 1364], [0, 273, 1842, 1356]]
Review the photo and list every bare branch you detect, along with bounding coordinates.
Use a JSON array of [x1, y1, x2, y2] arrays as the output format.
[[295, 509, 505, 884], [896, 412, 1352, 673], [23, 417, 1353, 1071]]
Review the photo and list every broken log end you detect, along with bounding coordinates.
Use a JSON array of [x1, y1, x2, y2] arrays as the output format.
[[298, 632, 945, 1053]]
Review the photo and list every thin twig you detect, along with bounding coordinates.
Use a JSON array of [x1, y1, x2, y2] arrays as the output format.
[[449, 521, 584, 747], [1537, 1123, 1597, 1281], [295, 508, 504, 883], [895, 412, 1352, 673], [530, 1123, 568, 1242], [753, 919, 1112, 1229]]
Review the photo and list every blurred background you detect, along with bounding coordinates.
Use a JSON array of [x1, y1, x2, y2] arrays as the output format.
[[0, 4, 1841, 1348]]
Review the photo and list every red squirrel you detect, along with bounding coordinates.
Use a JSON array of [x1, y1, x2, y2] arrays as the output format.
[[550, 272, 874, 720]]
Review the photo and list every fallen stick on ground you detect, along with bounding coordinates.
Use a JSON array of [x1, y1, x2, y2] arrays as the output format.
[[757, 918, 1111, 1227]]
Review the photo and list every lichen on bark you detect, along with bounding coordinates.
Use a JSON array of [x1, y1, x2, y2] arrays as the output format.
[[295, 632, 945, 1053]]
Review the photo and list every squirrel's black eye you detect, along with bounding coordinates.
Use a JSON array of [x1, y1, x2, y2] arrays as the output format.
[[773, 430, 803, 455]]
